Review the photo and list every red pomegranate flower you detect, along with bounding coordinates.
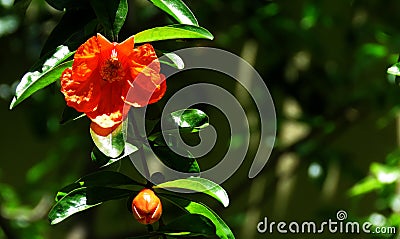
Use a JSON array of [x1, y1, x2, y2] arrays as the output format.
[[60, 33, 166, 136]]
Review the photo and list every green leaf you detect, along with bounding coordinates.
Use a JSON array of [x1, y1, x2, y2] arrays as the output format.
[[148, 0, 198, 26], [90, 0, 128, 39], [348, 177, 382, 197], [55, 171, 141, 202], [161, 195, 235, 239], [10, 45, 74, 109], [148, 109, 209, 140], [155, 177, 229, 207], [41, 9, 97, 56], [159, 51, 185, 69], [49, 186, 132, 225], [60, 106, 85, 124], [168, 109, 209, 131], [370, 162, 400, 184], [135, 24, 213, 43], [90, 122, 126, 158], [91, 143, 139, 167], [159, 214, 217, 237], [113, 0, 128, 37], [151, 144, 200, 174], [388, 63, 400, 76]]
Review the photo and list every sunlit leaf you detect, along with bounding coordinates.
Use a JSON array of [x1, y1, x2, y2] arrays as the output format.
[[135, 24, 213, 43], [161, 195, 235, 239], [55, 171, 142, 202], [90, 122, 126, 158], [168, 109, 209, 131], [91, 143, 139, 167], [148, 0, 198, 26], [155, 177, 229, 207], [370, 163, 400, 184], [348, 177, 382, 197], [49, 187, 132, 225], [10, 45, 74, 109], [149, 109, 209, 140], [388, 63, 400, 77], [159, 51, 185, 69]]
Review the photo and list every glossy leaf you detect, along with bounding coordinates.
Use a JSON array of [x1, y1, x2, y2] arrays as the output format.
[[148, 0, 198, 26], [135, 24, 213, 43], [49, 186, 132, 225], [151, 144, 200, 174], [159, 51, 185, 69], [148, 109, 209, 140], [90, 0, 128, 39], [90, 122, 126, 158], [91, 143, 139, 167], [10, 45, 74, 109], [161, 195, 235, 239], [60, 106, 84, 124], [155, 177, 229, 207], [169, 109, 209, 131], [159, 214, 216, 237], [113, 0, 128, 37], [55, 171, 141, 202], [388, 63, 400, 76]]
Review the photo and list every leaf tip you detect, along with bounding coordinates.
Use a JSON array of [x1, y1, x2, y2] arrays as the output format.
[[222, 199, 229, 208], [9, 97, 17, 110]]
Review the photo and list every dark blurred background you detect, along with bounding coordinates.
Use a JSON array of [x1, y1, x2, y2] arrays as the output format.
[[1, 0, 400, 238]]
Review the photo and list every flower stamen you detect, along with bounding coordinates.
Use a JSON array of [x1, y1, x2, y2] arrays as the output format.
[[100, 57, 125, 83]]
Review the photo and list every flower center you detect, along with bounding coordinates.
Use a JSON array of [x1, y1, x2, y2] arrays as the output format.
[[100, 50, 125, 83]]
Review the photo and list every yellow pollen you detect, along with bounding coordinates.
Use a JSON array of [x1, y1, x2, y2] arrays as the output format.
[[100, 58, 125, 83]]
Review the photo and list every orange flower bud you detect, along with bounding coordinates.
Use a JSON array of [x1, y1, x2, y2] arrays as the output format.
[[131, 189, 162, 224]]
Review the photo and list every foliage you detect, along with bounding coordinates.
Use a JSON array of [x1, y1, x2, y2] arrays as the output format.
[[8, 0, 234, 238], [4, 0, 400, 239]]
